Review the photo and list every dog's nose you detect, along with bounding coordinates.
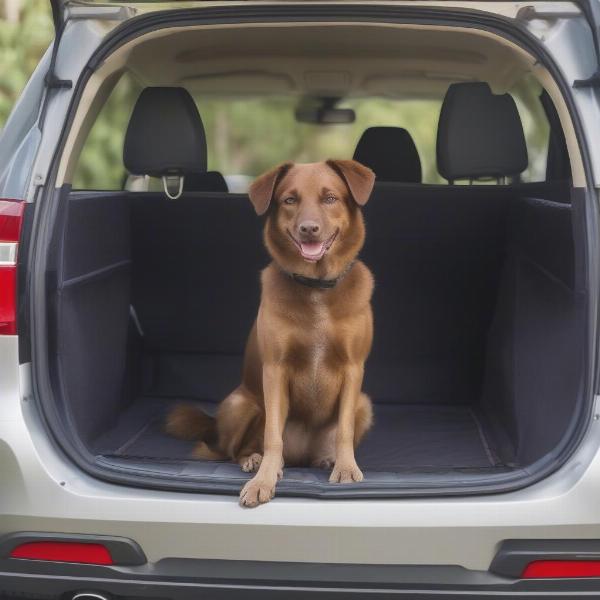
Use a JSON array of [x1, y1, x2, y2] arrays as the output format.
[[299, 220, 321, 235]]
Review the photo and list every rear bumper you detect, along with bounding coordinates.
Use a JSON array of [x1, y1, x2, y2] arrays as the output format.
[[3, 557, 600, 599]]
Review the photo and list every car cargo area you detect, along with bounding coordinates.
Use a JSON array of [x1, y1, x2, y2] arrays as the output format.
[[42, 21, 588, 494], [50, 174, 584, 487]]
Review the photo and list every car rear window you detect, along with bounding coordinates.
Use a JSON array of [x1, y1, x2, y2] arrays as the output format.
[[72, 74, 551, 191]]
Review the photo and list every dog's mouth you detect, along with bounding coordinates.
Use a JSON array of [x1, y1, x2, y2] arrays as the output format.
[[287, 229, 339, 263]]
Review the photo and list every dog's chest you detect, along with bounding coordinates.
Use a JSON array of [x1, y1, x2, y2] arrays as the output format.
[[286, 293, 346, 423]]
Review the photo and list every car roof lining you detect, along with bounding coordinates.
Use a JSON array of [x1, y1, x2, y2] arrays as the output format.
[[127, 24, 530, 98], [55, 21, 585, 187]]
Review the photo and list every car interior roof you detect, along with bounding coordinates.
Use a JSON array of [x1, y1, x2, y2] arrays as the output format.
[[126, 25, 533, 99]]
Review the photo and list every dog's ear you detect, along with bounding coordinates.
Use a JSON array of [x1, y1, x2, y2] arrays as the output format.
[[326, 159, 376, 206], [248, 162, 293, 215]]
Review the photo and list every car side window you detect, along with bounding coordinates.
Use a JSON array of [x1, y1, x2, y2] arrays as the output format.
[[511, 78, 551, 183], [72, 73, 141, 191]]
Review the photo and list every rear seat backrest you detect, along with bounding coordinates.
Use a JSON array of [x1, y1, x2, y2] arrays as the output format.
[[353, 126, 422, 183], [126, 82, 531, 407], [362, 82, 530, 405], [362, 184, 509, 405], [131, 193, 265, 355], [185, 171, 229, 192], [124, 88, 265, 379]]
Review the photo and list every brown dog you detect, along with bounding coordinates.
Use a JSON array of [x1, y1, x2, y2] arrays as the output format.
[[166, 160, 375, 507]]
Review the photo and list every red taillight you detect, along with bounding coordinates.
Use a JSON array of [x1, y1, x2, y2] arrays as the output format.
[[0, 199, 25, 335], [522, 560, 600, 579], [9, 541, 113, 565]]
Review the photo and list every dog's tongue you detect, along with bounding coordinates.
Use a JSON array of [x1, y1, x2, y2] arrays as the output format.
[[300, 241, 325, 257]]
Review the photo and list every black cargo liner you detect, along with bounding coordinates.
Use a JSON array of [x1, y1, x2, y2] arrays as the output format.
[[95, 400, 505, 477], [44, 180, 585, 493]]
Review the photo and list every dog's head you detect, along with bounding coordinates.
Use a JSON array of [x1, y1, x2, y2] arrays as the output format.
[[248, 160, 375, 277]]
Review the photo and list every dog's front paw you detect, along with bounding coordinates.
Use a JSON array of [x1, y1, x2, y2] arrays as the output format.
[[239, 475, 277, 507], [329, 462, 364, 483]]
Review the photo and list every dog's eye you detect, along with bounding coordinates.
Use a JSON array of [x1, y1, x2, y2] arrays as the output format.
[[323, 195, 337, 205], [283, 197, 296, 205]]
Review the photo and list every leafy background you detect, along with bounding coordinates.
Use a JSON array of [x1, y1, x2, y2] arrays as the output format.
[[1, 0, 546, 190], [0, 0, 53, 124]]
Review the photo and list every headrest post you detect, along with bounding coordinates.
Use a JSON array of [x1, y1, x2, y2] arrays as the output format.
[[162, 175, 184, 200]]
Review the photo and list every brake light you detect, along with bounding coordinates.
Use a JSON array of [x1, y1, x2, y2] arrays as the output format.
[[0, 199, 25, 335], [10, 541, 113, 565], [522, 560, 600, 579]]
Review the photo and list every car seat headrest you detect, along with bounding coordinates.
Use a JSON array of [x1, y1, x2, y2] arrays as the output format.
[[353, 127, 422, 183], [124, 87, 207, 183], [436, 82, 528, 182]]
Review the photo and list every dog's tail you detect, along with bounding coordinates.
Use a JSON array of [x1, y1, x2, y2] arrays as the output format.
[[165, 403, 227, 460], [165, 403, 218, 446]]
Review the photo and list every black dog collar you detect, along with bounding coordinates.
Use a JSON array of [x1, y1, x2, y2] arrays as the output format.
[[283, 261, 356, 290]]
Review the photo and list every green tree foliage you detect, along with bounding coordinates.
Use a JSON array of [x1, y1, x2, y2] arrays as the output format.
[[0, 0, 54, 127]]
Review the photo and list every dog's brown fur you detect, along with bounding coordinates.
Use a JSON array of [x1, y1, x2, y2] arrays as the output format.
[[166, 160, 376, 507]]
